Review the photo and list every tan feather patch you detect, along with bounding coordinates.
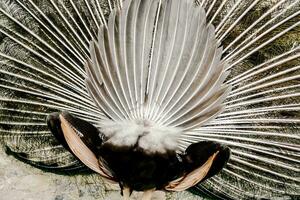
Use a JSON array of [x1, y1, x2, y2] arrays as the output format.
[[60, 115, 116, 183], [165, 151, 219, 191]]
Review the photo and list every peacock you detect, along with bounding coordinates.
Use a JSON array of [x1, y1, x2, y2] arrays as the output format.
[[0, 0, 299, 199]]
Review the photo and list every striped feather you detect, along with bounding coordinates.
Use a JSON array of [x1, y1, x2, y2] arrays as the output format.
[[86, 0, 229, 135]]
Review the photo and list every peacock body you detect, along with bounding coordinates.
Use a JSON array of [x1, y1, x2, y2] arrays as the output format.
[[0, 0, 299, 199]]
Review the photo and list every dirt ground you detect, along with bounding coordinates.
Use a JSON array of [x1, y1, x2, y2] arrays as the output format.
[[0, 149, 206, 200]]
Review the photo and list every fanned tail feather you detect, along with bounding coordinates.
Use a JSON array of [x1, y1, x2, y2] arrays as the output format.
[[86, 0, 229, 133]]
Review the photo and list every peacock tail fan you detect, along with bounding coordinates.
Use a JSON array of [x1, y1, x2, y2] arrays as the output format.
[[0, 0, 299, 199]]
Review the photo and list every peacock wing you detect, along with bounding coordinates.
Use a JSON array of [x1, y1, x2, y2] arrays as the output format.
[[165, 141, 230, 192], [58, 111, 116, 182]]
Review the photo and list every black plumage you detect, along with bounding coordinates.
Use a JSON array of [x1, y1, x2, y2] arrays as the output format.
[[47, 111, 230, 198]]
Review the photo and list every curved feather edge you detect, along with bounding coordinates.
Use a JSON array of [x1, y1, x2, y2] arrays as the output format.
[[85, 0, 229, 154]]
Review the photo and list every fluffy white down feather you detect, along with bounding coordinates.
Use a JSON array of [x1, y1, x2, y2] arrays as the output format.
[[100, 120, 182, 153]]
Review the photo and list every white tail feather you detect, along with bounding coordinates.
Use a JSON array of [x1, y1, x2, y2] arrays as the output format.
[[85, 0, 229, 151]]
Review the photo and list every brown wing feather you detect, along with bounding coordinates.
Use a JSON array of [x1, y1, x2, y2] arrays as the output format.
[[165, 151, 219, 191], [60, 115, 116, 183]]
